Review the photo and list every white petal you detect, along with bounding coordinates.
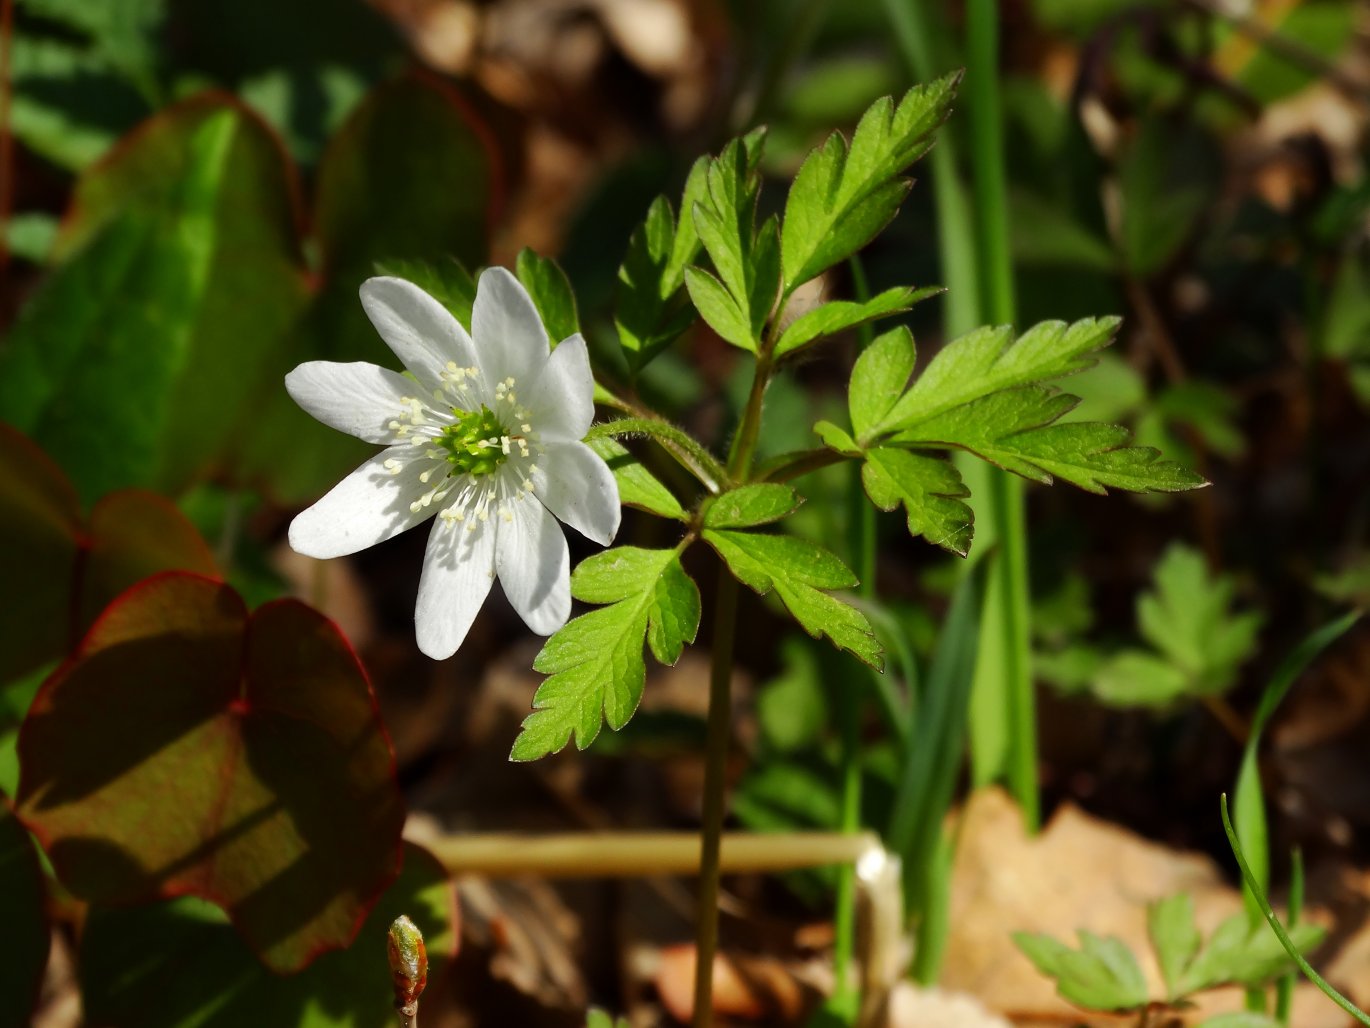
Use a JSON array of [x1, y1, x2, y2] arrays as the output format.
[[285, 361, 415, 444], [415, 518, 495, 659], [471, 267, 550, 393], [496, 496, 570, 635], [288, 447, 436, 559], [534, 441, 621, 546], [523, 334, 594, 443], [360, 277, 481, 395]]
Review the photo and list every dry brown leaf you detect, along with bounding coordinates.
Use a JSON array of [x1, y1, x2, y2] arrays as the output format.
[[938, 787, 1349, 1026], [654, 943, 806, 1024]]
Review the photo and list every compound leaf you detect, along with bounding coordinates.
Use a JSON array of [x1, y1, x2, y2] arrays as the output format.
[[512, 548, 700, 760]]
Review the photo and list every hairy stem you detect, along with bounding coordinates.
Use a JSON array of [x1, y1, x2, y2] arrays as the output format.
[[588, 417, 730, 492]]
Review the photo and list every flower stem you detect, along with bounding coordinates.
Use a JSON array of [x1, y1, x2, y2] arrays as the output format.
[[692, 570, 740, 1028], [588, 417, 730, 492]]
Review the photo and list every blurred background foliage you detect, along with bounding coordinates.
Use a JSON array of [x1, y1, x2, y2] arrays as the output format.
[[2, 0, 1370, 1025]]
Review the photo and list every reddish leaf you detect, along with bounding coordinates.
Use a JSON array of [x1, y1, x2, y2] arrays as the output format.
[[0, 800, 49, 1028], [0, 425, 218, 683], [17, 572, 404, 973], [0, 424, 81, 682]]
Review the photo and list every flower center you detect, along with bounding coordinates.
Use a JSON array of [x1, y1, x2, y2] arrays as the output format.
[[437, 406, 509, 477]]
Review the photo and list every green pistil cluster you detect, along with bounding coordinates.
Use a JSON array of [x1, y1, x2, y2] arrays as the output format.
[[438, 406, 508, 476]]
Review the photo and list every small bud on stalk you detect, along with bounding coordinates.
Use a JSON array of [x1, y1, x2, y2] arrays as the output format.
[[388, 914, 428, 1027]]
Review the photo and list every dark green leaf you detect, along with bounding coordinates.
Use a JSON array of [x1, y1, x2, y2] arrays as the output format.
[[780, 75, 957, 291], [0, 802, 48, 1028], [615, 196, 697, 371], [516, 248, 580, 344], [703, 529, 882, 668], [512, 548, 700, 760], [861, 448, 972, 557], [80, 843, 455, 1028]]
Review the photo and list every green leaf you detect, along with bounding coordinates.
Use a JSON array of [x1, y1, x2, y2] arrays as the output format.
[[585, 437, 685, 521], [880, 317, 1120, 434], [1093, 650, 1191, 707], [1181, 913, 1325, 993], [1148, 893, 1201, 1001], [615, 196, 697, 371], [849, 326, 916, 442], [585, 1011, 629, 1028], [684, 265, 754, 351], [780, 75, 958, 292], [1198, 1015, 1282, 1028], [374, 256, 478, 330], [896, 406, 1207, 494], [861, 447, 973, 557], [0, 98, 310, 502], [704, 484, 802, 529], [1012, 930, 1148, 1012], [516, 248, 579, 344], [512, 548, 700, 760], [815, 420, 861, 455], [1138, 546, 1262, 680], [0, 801, 49, 1028], [702, 529, 882, 669], [80, 843, 455, 1028], [775, 285, 934, 359], [686, 134, 778, 351], [1118, 117, 1219, 276], [16, 574, 404, 973]]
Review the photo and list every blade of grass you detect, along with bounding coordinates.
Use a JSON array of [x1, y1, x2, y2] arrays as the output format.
[[1276, 847, 1303, 1024], [1232, 610, 1359, 1010], [886, 564, 983, 982], [1220, 794, 1370, 1026]]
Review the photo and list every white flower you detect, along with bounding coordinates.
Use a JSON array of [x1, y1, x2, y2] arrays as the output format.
[[286, 267, 621, 659]]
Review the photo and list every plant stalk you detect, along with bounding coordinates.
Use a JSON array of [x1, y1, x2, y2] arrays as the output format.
[[692, 571, 740, 1028]]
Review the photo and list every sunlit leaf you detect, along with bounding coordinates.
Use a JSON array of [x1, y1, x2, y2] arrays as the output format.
[[512, 548, 701, 760], [17, 573, 404, 973]]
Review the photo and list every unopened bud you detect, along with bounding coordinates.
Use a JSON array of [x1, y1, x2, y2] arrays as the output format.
[[387, 914, 428, 1012]]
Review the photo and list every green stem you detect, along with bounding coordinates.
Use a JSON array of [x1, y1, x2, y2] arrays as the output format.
[[693, 572, 740, 1028], [965, 0, 1037, 831], [587, 417, 730, 492], [755, 446, 848, 483], [693, 320, 779, 1027]]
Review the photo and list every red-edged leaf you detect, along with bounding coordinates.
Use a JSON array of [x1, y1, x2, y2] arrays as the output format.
[[0, 424, 81, 683], [16, 572, 404, 973], [81, 843, 456, 1026], [0, 425, 219, 683], [0, 800, 49, 1028]]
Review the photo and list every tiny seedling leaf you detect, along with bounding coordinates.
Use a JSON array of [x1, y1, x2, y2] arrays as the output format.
[[1148, 892, 1202, 1001], [512, 548, 700, 760], [1012, 930, 1148, 1012], [703, 529, 882, 669]]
